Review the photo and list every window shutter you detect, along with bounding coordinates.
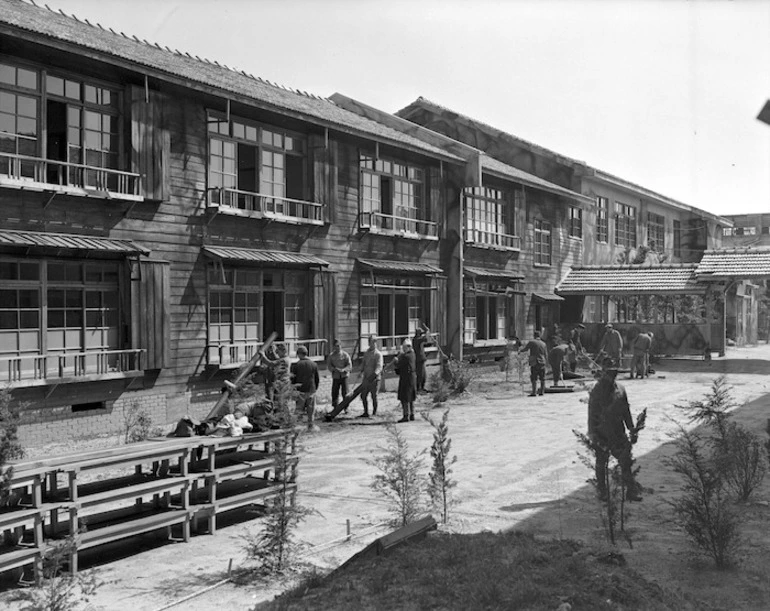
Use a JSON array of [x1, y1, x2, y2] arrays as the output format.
[[430, 275, 447, 348], [131, 259, 170, 370], [429, 166, 444, 238], [310, 134, 337, 224], [129, 85, 170, 202], [312, 269, 336, 356]]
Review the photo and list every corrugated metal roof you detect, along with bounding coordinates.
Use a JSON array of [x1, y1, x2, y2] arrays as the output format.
[[0, 0, 459, 163], [0, 229, 148, 255], [696, 248, 770, 279], [203, 246, 329, 267], [464, 266, 524, 280], [358, 258, 443, 274], [532, 292, 565, 302], [557, 264, 704, 295]]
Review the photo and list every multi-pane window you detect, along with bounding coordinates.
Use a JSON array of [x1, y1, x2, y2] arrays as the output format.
[[647, 212, 665, 250], [359, 153, 427, 233], [596, 196, 608, 243], [533, 219, 551, 265], [722, 226, 756, 237], [208, 112, 307, 206], [568, 206, 582, 239], [464, 186, 519, 248], [673, 220, 682, 258], [0, 259, 121, 368], [615, 202, 636, 247], [360, 273, 429, 352], [463, 281, 508, 344]]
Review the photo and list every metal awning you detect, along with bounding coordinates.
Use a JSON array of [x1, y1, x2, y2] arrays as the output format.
[[357, 258, 443, 275], [0, 229, 149, 256], [557, 264, 704, 295], [532, 292, 565, 302], [696, 248, 770, 280], [203, 246, 330, 267], [464, 266, 524, 280]]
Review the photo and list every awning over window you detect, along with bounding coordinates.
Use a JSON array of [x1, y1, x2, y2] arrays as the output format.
[[203, 246, 330, 267], [557, 264, 704, 295], [532, 292, 565, 302], [0, 229, 149, 256], [695, 247, 770, 280], [463, 266, 524, 280], [357, 258, 443, 275]]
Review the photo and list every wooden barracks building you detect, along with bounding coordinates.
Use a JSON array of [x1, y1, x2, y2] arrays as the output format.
[[0, 0, 732, 446]]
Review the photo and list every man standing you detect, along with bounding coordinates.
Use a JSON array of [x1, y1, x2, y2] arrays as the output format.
[[359, 335, 383, 417], [569, 323, 585, 373], [587, 365, 642, 501], [395, 338, 417, 422], [413, 326, 430, 392], [548, 341, 572, 387], [327, 339, 352, 412], [630, 331, 652, 379], [290, 345, 320, 432], [598, 323, 623, 368], [519, 329, 547, 396]]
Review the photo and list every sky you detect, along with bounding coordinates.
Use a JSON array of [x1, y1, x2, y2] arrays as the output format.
[[39, 0, 770, 217]]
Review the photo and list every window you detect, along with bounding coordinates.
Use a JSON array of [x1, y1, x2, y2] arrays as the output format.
[[207, 267, 318, 366], [568, 206, 582, 239], [615, 202, 636, 247], [533, 219, 551, 266], [596, 196, 608, 242], [464, 186, 520, 249], [0, 258, 124, 380], [360, 273, 431, 352], [673, 219, 682, 257], [723, 226, 756, 237], [463, 280, 511, 344], [359, 153, 433, 236], [207, 113, 317, 222], [647, 212, 665, 250], [762, 226, 770, 235]]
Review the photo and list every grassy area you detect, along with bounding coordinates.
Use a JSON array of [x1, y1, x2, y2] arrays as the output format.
[[257, 530, 699, 611]]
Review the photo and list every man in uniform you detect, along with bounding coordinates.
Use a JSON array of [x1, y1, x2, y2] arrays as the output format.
[[598, 323, 623, 368], [630, 331, 652, 379], [327, 339, 352, 412], [290, 345, 320, 432], [569, 323, 585, 373], [519, 329, 547, 396], [359, 335, 383, 417], [587, 363, 642, 501], [413, 327, 429, 393], [548, 340, 572, 387]]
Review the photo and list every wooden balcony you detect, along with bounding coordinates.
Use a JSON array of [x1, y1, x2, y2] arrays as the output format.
[[207, 339, 328, 368], [0, 152, 142, 201], [464, 227, 521, 251], [207, 188, 324, 226], [0, 349, 144, 387], [359, 211, 439, 240], [360, 333, 440, 356]]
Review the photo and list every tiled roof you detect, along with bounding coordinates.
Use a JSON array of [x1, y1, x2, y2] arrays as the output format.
[[358, 259, 443, 275], [0, 228, 148, 255], [557, 264, 704, 295], [0, 0, 460, 163], [202, 246, 329, 267], [696, 247, 770, 279], [480, 156, 592, 204], [464, 266, 524, 280]]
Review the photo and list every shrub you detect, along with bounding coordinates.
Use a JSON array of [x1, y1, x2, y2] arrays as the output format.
[[718, 422, 768, 502], [422, 409, 457, 524], [446, 358, 475, 395], [122, 402, 158, 443], [1, 387, 24, 507], [428, 371, 451, 404], [369, 423, 426, 527]]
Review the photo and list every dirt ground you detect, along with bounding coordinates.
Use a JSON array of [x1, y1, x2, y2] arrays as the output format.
[[3, 345, 770, 611]]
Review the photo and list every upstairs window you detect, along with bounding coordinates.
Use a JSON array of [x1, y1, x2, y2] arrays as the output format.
[[615, 202, 636, 248], [533, 219, 551, 266], [647, 212, 665, 250], [673, 219, 682, 257], [359, 153, 433, 236], [568, 206, 582, 239], [464, 186, 520, 249], [596, 196, 608, 243], [0, 63, 39, 167]]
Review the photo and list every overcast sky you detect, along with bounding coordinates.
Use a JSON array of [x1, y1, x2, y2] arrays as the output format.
[[42, 0, 770, 217]]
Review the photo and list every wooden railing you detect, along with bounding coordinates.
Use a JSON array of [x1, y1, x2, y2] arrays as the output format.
[[208, 187, 324, 225], [0, 152, 141, 200], [360, 333, 440, 355], [0, 349, 144, 385], [464, 226, 521, 250], [359, 211, 439, 239], [207, 338, 328, 367]]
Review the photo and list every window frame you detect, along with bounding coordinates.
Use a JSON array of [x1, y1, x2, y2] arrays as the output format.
[[568, 205, 582, 239], [596, 196, 609, 243], [647, 212, 665, 251], [463, 186, 520, 249], [673, 219, 682, 258], [614, 201, 636, 248], [533, 218, 552, 266]]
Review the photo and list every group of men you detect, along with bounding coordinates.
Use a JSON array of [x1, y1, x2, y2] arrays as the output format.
[[518, 324, 586, 396], [597, 324, 655, 379]]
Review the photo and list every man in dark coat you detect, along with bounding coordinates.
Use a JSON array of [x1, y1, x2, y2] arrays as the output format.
[[413, 327, 429, 392], [598, 323, 623, 368], [290, 345, 320, 432], [519, 329, 547, 396], [587, 365, 642, 501], [395, 338, 417, 422]]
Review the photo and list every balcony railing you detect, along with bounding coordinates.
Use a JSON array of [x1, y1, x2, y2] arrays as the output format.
[[463, 227, 521, 250], [0, 152, 142, 201], [0, 349, 144, 386], [208, 188, 324, 225], [360, 333, 440, 355], [359, 211, 439, 240], [207, 338, 328, 368]]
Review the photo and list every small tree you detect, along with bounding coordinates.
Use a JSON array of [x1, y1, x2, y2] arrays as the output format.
[[422, 409, 457, 524], [428, 371, 451, 404], [122, 402, 158, 443], [1, 387, 24, 507], [369, 423, 426, 527]]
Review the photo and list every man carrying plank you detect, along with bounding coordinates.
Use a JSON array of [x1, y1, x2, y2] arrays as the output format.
[[325, 335, 383, 421]]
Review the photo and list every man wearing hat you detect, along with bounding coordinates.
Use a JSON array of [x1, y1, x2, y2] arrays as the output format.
[[290, 345, 320, 432], [413, 326, 429, 393], [519, 329, 547, 396], [598, 323, 623, 368], [630, 330, 653, 379], [395, 338, 417, 422], [587, 364, 642, 501], [569, 323, 585, 373]]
